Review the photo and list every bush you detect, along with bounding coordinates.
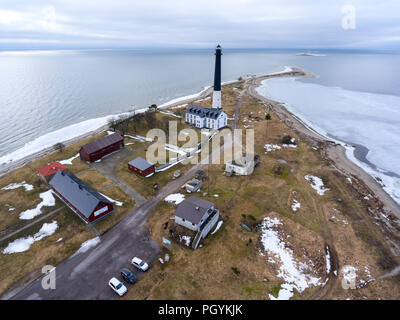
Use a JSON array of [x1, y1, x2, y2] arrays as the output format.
[[231, 267, 240, 276], [282, 135, 295, 145], [54, 142, 65, 153]]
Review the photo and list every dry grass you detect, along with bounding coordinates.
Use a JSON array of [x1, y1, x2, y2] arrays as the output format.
[[123, 84, 400, 300], [0, 207, 93, 295], [76, 169, 113, 190], [0, 132, 139, 296], [116, 146, 194, 199]]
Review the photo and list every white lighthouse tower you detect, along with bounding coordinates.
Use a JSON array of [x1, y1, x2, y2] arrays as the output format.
[[212, 44, 222, 109]]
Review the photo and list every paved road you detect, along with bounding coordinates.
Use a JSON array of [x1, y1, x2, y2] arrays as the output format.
[[3, 81, 235, 300], [5, 161, 205, 300], [91, 147, 147, 206]]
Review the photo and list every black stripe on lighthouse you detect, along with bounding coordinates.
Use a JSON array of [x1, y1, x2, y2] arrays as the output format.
[[213, 45, 222, 91]]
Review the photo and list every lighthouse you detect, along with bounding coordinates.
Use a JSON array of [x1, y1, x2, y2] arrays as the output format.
[[212, 45, 222, 110], [185, 44, 227, 130]]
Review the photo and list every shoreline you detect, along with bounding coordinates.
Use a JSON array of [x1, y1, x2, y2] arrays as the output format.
[[1, 66, 399, 220], [0, 84, 217, 177], [246, 69, 400, 219]]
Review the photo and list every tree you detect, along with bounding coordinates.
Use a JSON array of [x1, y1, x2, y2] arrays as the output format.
[[54, 142, 65, 153]]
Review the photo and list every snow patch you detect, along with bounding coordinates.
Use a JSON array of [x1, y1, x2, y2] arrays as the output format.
[[211, 220, 223, 235], [71, 237, 101, 258], [304, 175, 330, 196], [259, 217, 321, 300], [19, 190, 56, 220], [100, 193, 124, 207], [2, 181, 34, 192], [59, 153, 79, 165], [164, 193, 185, 205], [291, 199, 301, 212], [2, 221, 58, 254], [179, 235, 191, 247]]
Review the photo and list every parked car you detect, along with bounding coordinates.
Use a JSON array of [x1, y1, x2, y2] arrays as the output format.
[[121, 268, 137, 284], [108, 277, 127, 296], [185, 178, 202, 193], [131, 257, 149, 271]]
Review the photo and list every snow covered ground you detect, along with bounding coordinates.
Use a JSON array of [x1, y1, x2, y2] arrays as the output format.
[[100, 193, 124, 207], [291, 199, 301, 212], [59, 153, 80, 165], [124, 134, 153, 142], [304, 175, 330, 196], [259, 217, 322, 300], [19, 190, 56, 220], [70, 237, 101, 258], [2, 181, 34, 192], [0, 111, 137, 166], [165, 144, 195, 156], [164, 193, 185, 205], [264, 143, 296, 154], [211, 220, 223, 235], [179, 235, 191, 247], [257, 77, 400, 205], [2, 221, 58, 254]]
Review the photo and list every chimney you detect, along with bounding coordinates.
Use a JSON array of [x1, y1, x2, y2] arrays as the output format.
[[212, 44, 222, 110]]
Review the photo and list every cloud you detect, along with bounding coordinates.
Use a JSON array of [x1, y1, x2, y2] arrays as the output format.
[[0, 0, 399, 49]]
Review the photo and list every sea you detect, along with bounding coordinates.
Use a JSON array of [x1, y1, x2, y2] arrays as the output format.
[[0, 48, 399, 203]]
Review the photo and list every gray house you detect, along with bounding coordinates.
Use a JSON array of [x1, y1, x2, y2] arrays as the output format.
[[173, 196, 219, 249]]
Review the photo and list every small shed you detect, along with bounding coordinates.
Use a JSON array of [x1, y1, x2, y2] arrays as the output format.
[[37, 161, 67, 182], [128, 157, 155, 177], [79, 132, 124, 163], [49, 171, 114, 223]]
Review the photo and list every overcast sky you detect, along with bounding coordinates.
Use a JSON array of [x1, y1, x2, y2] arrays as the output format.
[[1, 0, 399, 50]]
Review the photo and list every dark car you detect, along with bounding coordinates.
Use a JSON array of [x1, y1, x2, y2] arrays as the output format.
[[121, 268, 137, 284]]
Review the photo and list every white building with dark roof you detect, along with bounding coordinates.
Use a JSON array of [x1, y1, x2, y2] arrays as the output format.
[[173, 196, 219, 249], [185, 105, 227, 129]]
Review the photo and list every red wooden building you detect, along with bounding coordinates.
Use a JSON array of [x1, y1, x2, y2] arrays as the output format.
[[49, 170, 114, 224], [80, 132, 124, 163], [128, 157, 155, 177], [37, 161, 67, 182]]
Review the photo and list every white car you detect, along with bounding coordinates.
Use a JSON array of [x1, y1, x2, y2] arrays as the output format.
[[108, 277, 127, 296], [131, 257, 149, 271]]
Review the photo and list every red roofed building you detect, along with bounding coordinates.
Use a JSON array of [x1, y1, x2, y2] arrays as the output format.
[[37, 161, 67, 182]]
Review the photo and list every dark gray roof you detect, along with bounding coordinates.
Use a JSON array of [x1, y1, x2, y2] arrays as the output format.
[[81, 132, 123, 155], [49, 171, 112, 218], [186, 105, 223, 119], [128, 157, 154, 171], [174, 196, 214, 225]]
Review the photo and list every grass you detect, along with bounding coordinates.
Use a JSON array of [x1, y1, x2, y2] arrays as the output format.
[[0, 131, 140, 296], [0, 207, 93, 295], [122, 83, 400, 300], [1, 82, 399, 300], [116, 146, 194, 199], [76, 169, 113, 190]]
